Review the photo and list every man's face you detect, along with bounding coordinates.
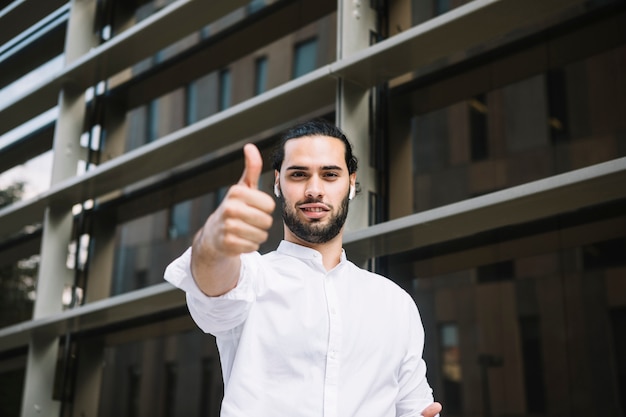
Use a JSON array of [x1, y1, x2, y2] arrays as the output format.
[[275, 135, 356, 245]]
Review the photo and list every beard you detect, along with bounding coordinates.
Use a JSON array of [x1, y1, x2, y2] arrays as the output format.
[[280, 192, 350, 244]]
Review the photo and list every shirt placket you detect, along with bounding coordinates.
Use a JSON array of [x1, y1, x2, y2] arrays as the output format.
[[323, 270, 342, 417]]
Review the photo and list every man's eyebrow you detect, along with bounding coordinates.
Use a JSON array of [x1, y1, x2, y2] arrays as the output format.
[[321, 165, 343, 171], [285, 165, 344, 171]]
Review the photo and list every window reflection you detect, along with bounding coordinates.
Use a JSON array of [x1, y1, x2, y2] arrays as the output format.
[[387, 209, 626, 416], [439, 322, 462, 414], [97, 326, 222, 417], [293, 38, 318, 78], [405, 45, 626, 213]]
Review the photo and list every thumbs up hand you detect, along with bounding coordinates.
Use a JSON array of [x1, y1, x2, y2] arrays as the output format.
[[191, 144, 275, 296], [203, 143, 276, 257]]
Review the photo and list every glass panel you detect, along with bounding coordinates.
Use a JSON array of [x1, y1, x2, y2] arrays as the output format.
[[111, 188, 223, 295], [439, 322, 462, 414], [0, 255, 38, 327], [610, 307, 626, 413], [123, 14, 335, 152], [168, 200, 191, 240], [401, 45, 626, 214], [248, 0, 266, 15], [433, 0, 452, 16], [254, 56, 268, 95], [410, 0, 476, 28], [293, 38, 318, 78], [186, 72, 219, 124], [97, 326, 223, 417], [0, 356, 26, 417], [383, 208, 626, 416], [127, 88, 186, 149], [218, 69, 232, 111]]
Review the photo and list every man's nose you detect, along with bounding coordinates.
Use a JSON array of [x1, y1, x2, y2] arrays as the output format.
[[305, 176, 324, 198]]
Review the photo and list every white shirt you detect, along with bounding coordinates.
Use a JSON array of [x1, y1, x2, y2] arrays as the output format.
[[164, 241, 435, 417]]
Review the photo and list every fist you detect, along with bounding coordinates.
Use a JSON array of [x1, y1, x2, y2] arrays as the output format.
[[199, 144, 276, 257]]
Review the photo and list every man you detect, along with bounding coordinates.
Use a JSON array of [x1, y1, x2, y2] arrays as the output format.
[[164, 120, 442, 417]]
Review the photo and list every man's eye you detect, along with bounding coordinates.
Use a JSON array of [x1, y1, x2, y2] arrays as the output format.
[[291, 172, 306, 178]]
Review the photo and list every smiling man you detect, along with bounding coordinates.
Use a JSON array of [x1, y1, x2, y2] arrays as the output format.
[[164, 119, 441, 417]]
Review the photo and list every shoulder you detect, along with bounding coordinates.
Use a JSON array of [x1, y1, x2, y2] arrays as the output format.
[[344, 261, 414, 303]]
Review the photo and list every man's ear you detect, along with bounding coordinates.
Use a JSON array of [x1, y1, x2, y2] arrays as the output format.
[[349, 173, 357, 200], [274, 170, 280, 197]]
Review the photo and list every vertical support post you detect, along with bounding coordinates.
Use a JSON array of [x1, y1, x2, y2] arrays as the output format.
[[336, 0, 378, 235], [19, 1, 98, 416]]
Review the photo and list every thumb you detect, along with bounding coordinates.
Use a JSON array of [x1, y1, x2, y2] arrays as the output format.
[[238, 143, 263, 189]]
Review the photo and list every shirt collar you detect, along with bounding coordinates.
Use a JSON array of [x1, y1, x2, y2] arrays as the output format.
[[277, 240, 347, 264]]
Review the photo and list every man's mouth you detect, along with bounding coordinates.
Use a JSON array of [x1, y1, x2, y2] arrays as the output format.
[[298, 203, 330, 219]]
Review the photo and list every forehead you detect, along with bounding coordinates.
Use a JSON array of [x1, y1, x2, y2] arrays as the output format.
[[282, 135, 346, 168]]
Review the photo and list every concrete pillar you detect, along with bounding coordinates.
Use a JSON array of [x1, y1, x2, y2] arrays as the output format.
[[336, 0, 378, 235], [20, 1, 98, 416]]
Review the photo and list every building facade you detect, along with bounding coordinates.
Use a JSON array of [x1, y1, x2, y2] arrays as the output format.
[[1, 0, 625, 416]]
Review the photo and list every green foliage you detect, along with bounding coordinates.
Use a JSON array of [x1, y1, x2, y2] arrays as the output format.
[[0, 181, 24, 209]]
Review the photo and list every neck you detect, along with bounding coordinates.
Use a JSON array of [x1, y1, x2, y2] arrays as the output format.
[[284, 228, 344, 271]]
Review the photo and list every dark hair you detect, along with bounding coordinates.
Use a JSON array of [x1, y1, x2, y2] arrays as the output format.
[[271, 119, 358, 174]]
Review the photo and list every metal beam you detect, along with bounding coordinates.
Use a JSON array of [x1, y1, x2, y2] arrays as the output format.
[[111, 0, 335, 109], [0, 0, 66, 47], [0, 66, 337, 239], [0, 122, 54, 173], [331, 0, 586, 87], [0, 0, 249, 137], [0, 282, 183, 353], [0, 7, 67, 89], [343, 157, 626, 264]]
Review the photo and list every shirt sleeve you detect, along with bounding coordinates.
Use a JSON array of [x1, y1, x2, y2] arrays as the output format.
[[395, 296, 438, 417], [163, 247, 262, 336]]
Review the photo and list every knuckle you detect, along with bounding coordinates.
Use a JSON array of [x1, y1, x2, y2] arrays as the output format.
[[221, 203, 241, 220], [261, 214, 273, 230]]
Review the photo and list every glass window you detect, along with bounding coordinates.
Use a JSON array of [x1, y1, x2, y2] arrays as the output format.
[[248, 0, 266, 14], [218, 69, 231, 111], [385, 209, 626, 416], [126, 366, 141, 417], [186, 81, 199, 125], [519, 316, 547, 413], [469, 94, 488, 161], [293, 38, 318, 78], [0, 356, 26, 417], [186, 72, 219, 124], [400, 45, 626, 214], [130, 88, 186, 148], [164, 362, 178, 417], [610, 307, 626, 413], [200, 357, 223, 417], [0, 255, 38, 328], [112, 210, 170, 295], [111, 189, 223, 295], [254, 56, 268, 95], [168, 200, 191, 240], [433, 0, 452, 16], [147, 100, 159, 142], [439, 323, 462, 414], [97, 327, 223, 417]]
